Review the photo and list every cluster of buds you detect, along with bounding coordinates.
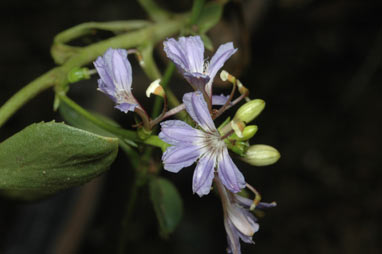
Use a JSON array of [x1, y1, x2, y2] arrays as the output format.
[[216, 82, 280, 167]]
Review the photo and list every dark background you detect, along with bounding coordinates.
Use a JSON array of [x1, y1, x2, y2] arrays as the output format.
[[0, 0, 381, 253]]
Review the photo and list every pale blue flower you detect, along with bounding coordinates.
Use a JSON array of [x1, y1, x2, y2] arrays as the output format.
[[217, 178, 276, 254], [226, 197, 276, 254], [94, 48, 141, 113], [163, 36, 237, 98], [159, 91, 245, 196]]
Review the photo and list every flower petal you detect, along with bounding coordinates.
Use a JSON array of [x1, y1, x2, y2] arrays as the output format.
[[97, 79, 117, 102], [164, 36, 205, 74], [164, 38, 190, 72], [179, 36, 205, 73], [115, 103, 137, 113], [184, 72, 210, 91], [159, 120, 204, 146], [110, 49, 132, 91], [218, 148, 245, 193], [212, 94, 230, 106], [94, 48, 133, 102], [234, 194, 277, 210], [162, 145, 201, 173], [183, 92, 216, 132], [94, 56, 115, 97], [224, 217, 242, 254], [227, 204, 258, 237], [235, 221, 257, 244], [192, 154, 215, 197], [256, 202, 277, 209], [205, 42, 237, 97]]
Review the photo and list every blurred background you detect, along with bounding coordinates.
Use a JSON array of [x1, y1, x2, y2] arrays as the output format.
[[0, 0, 381, 253]]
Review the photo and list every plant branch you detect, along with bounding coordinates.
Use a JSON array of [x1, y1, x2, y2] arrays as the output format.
[[138, 0, 172, 22], [0, 69, 63, 128], [0, 16, 188, 129]]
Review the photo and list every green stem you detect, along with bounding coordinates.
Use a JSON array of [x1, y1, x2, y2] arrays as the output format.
[[58, 93, 169, 151], [58, 93, 137, 140], [161, 62, 176, 89], [0, 69, 62, 128], [0, 16, 188, 129], [54, 20, 151, 45]]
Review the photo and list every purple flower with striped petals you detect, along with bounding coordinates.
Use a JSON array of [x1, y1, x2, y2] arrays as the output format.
[[225, 196, 276, 254], [163, 36, 237, 98], [94, 48, 141, 113], [215, 178, 276, 254], [159, 91, 245, 196]]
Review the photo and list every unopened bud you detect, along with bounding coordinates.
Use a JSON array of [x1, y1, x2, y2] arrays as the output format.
[[146, 79, 165, 98], [229, 125, 258, 141], [234, 99, 265, 124], [242, 144, 280, 166], [67, 67, 90, 83]]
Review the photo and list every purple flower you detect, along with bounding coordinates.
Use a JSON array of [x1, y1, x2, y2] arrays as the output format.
[[163, 36, 237, 98], [94, 48, 141, 113], [216, 178, 276, 254], [159, 91, 245, 196]]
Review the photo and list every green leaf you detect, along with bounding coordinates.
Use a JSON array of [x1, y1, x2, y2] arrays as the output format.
[[59, 101, 141, 168], [149, 177, 183, 238], [59, 100, 137, 147], [200, 33, 214, 51], [0, 121, 118, 200], [195, 2, 223, 34]]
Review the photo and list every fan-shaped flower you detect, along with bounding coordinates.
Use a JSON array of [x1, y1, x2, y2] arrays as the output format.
[[215, 177, 276, 254], [163, 36, 237, 98], [159, 91, 245, 196]]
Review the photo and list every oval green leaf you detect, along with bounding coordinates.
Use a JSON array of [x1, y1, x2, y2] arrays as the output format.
[[149, 177, 183, 238], [0, 121, 118, 199], [195, 2, 223, 34]]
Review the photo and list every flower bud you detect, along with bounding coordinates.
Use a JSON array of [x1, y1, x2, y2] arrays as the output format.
[[67, 67, 90, 83], [233, 99, 265, 124], [242, 144, 280, 166], [229, 125, 258, 141]]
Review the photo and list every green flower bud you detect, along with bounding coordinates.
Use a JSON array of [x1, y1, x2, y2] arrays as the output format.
[[233, 99, 265, 124], [67, 67, 90, 83], [242, 144, 280, 166], [229, 125, 258, 141]]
